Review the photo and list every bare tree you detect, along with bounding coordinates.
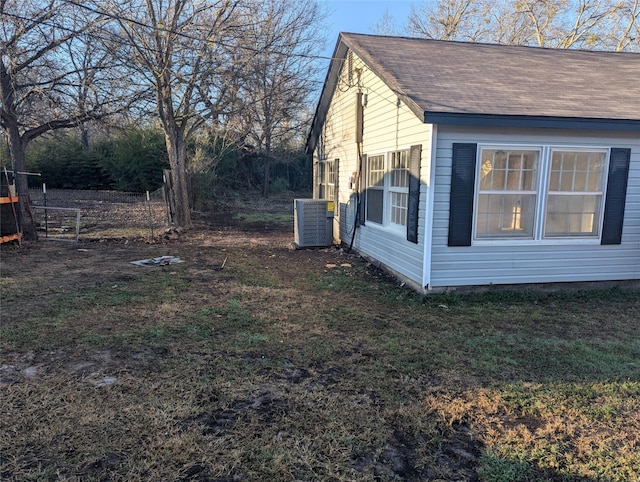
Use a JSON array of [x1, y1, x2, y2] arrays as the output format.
[[480, 0, 529, 44], [0, 0, 126, 238], [588, 0, 640, 51], [234, 0, 326, 197], [515, 0, 622, 48], [403, 0, 638, 50], [102, 0, 242, 228], [407, 0, 487, 41], [62, 27, 129, 149], [370, 9, 401, 36]]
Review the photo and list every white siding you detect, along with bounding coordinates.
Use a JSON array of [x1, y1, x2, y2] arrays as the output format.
[[312, 57, 358, 243], [314, 52, 432, 289], [430, 126, 640, 288]]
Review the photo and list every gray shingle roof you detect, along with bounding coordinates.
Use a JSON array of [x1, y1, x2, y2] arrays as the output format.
[[340, 32, 640, 122], [308, 33, 640, 152]]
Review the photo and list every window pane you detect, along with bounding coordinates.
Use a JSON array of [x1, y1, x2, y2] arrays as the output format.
[[392, 169, 408, 187], [545, 149, 606, 238], [327, 161, 335, 184], [493, 151, 507, 170], [589, 154, 603, 173], [587, 170, 601, 191], [317, 160, 336, 201], [368, 155, 385, 187], [476, 194, 535, 238], [476, 148, 538, 239], [588, 153, 604, 191], [367, 189, 384, 224], [480, 149, 538, 191], [560, 169, 574, 191], [391, 150, 409, 188], [575, 152, 589, 170], [509, 153, 522, 170], [522, 169, 535, 191], [574, 171, 587, 191], [390, 192, 408, 226], [507, 170, 520, 190], [549, 150, 605, 193], [545, 194, 601, 237], [317, 162, 326, 199]]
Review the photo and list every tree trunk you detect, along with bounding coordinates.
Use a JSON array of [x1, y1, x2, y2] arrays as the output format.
[[1, 58, 35, 239], [164, 130, 192, 228], [262, 157, 271, 198], [80, 124, 90, 150], [262, 135, 272, 198], [4, 125, 37, 240]]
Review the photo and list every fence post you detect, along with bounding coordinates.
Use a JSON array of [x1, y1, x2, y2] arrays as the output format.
[[146, 190, 154, 240], [43, 183, 48, 238]]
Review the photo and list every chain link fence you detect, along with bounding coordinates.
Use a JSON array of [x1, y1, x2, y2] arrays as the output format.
[[28, 187, 170, 241]]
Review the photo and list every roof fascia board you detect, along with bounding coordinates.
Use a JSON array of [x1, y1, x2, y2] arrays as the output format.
[[424, 112, 640, 131]]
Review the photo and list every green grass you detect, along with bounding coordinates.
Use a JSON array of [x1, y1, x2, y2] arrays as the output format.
[[234, 212, 293, 223], [1, 239, 639, 481]]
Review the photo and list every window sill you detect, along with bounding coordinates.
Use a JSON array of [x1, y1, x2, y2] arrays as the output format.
[[472, 238, 602, 247], [364, 221, 408, 239]]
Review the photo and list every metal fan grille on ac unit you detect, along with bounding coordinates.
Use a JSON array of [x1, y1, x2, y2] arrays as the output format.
[[294, 199, 334, 248]]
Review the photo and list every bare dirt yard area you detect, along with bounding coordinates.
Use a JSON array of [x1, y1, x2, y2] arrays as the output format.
[[1, 192, 640, 481]]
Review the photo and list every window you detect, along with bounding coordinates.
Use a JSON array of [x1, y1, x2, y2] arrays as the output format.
[[472, 145, 611, 242], [318, 159, 336, 201], [545, 149, 606, 237], [362, 145, 422, 243], [476, 148, 539, 239], [449, 144, 630, 247], [366, 150, 409, 228], [390, 150, 410, 226], [366, 155, 385, 224]]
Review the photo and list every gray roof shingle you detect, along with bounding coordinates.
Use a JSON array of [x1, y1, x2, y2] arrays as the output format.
[[340, 32, 640, 122], [308, 33, 640, 151]]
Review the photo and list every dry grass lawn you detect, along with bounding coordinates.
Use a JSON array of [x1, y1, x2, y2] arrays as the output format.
[[1, 192, 639, 481]]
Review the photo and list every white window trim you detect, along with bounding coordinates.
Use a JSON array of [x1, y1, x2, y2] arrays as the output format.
[[388, 150, 410, 230], [317, 159, 336, 201], [542, 146, 609, 240], [472, 144, 610, 246], [365, 147, 411, 236]]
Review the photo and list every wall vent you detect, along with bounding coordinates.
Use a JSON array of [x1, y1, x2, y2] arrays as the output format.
[[294, 199, 334, 248]]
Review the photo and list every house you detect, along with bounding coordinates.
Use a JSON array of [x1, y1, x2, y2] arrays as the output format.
[[306, 33, 640, 292]]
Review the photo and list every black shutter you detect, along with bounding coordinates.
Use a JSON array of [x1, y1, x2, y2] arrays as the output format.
[[448, 143, 477, 247], [358, 154, 367, 225], [601, 148, 631, 245], [407, 145, 421, 243]]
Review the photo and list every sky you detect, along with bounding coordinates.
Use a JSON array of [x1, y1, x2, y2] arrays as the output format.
[[319, 0, 423, 56]]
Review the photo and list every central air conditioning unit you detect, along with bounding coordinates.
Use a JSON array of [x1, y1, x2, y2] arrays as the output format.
[[294, 199, 334, 248]]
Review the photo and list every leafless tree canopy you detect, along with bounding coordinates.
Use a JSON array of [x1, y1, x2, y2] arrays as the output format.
[[372, 0, 639, 51], [1, 0, 328, 232], [1, 0, 136, 237], [233, 0, 326, 196]]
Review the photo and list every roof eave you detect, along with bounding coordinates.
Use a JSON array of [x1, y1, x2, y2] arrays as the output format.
[[423, 112, 640, 131]]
